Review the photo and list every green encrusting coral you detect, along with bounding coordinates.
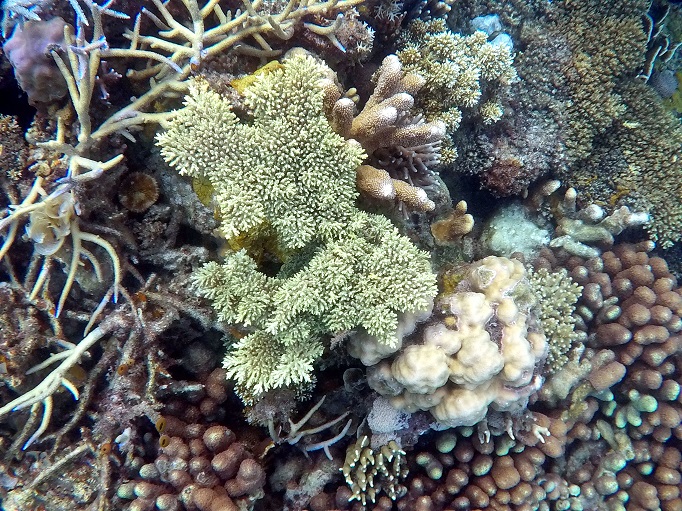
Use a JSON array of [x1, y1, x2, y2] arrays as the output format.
[[527, 267, 583, 373], [158, 54, 437, 399]]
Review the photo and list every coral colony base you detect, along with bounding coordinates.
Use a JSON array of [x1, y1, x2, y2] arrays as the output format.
[[0, 0, 681, 510]]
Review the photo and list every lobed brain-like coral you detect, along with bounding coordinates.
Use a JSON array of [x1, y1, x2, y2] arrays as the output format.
[[351, 256, 548, 428]]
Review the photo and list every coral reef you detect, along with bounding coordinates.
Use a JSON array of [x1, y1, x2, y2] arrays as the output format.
[[118, 424, 266, 511], [459, 0, 682, 246], [1, 0, 682, 511]]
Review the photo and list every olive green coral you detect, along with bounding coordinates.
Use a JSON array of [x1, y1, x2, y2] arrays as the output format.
[[161, 54, 437, 399], [527, 267, 584, 373], [157, 54, 366, 251], [193, 212, 436, 396]]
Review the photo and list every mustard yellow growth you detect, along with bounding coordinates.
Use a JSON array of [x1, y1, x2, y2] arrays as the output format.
[[230, 60, 284, 94]]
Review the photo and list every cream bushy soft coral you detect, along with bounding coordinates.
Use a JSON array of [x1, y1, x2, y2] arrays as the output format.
[[160, 54, 437, 400]]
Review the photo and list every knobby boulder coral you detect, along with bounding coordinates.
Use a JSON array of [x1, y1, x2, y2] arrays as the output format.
[[351, 256, 547, 428]]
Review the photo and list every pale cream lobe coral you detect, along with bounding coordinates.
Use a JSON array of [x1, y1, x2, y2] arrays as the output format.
[[353, 256, 548, 429], [391, 344, 450, 394]]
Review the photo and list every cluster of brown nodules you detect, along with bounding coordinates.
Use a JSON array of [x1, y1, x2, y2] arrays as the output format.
[[118, 423, 265, 511], [156, 367, 231, 425], [310, 412, 572, 511], [386, 415, 574, 511], [533, 241, 682, 511], [118, 363, 266, 511]]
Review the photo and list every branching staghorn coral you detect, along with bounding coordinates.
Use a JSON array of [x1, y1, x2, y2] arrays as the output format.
[[341, 435, 407, 505], [396, 18, 517, 164], [267, 395, 352, 459]]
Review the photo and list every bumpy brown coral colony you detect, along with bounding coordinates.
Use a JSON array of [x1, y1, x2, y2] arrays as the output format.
[[0, 0, 681, 510]]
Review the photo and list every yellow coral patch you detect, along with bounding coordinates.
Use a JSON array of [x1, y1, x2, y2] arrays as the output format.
[[192, 176, 214, 207], [230, 60, 284, 94], [225, 223, 289, 265]]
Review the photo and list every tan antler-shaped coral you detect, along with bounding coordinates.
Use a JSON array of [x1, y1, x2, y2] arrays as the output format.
[[325, 55, 445, 177], [323, 54, 446, 211], [356, 164, 435, 212]]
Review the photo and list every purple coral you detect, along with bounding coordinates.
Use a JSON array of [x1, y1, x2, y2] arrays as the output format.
[[2, 16, 68, 105]]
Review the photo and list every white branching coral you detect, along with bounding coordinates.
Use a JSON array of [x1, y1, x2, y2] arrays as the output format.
[[0, 164, 122, 317]]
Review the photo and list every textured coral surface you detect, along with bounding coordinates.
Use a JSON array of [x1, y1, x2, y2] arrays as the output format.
[[0, 0, 681, 511]]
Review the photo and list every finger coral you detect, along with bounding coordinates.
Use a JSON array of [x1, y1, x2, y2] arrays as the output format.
[[323, 54, 446, 209]]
